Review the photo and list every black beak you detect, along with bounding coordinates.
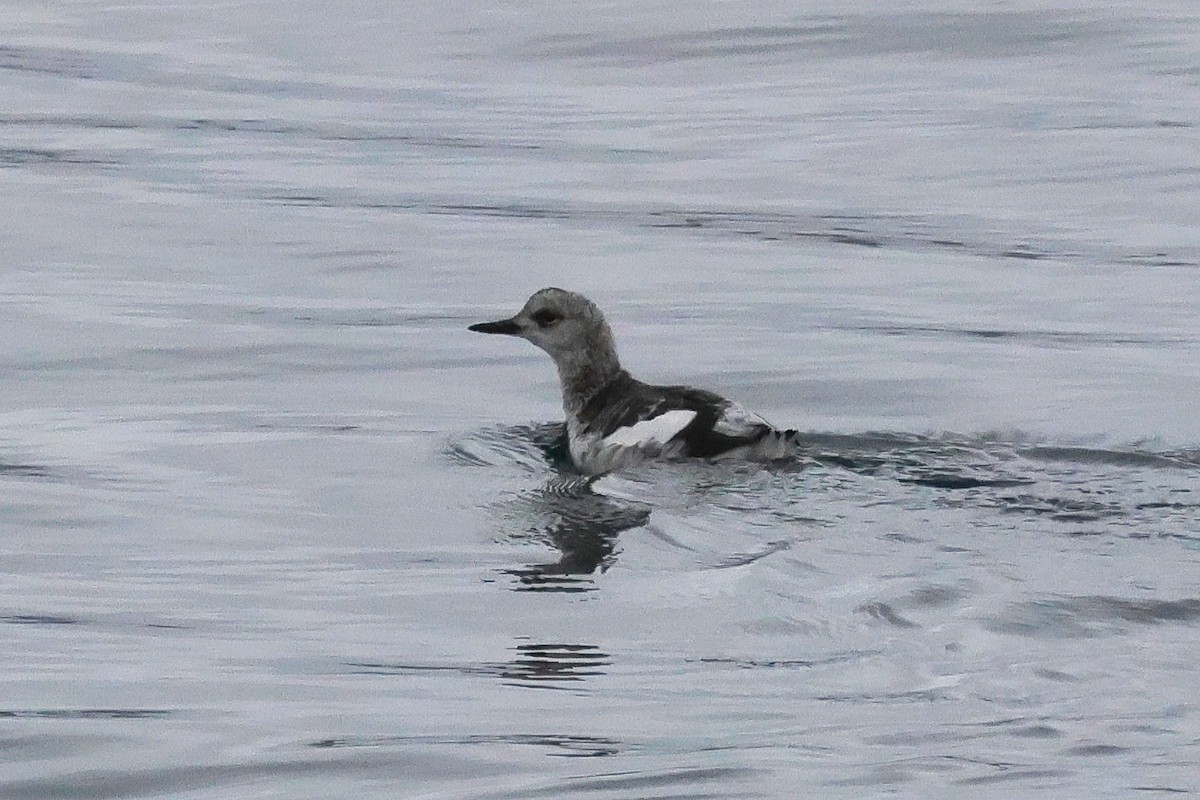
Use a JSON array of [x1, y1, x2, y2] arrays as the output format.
[[468, 317, 521, 335]]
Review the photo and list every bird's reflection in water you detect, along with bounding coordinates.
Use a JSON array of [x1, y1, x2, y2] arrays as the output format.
[[500, 474, 651, 592], [447, 422, 652, 590], [451, 422, 648, 591], [500, 641, 611, 689], [341, 639, 611, 696]]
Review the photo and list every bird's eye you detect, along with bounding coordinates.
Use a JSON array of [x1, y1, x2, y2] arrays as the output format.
[[531, 310, 562, 328]]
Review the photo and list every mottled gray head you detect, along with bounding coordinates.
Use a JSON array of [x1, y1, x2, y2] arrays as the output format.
[[469, 287, 622, 394]]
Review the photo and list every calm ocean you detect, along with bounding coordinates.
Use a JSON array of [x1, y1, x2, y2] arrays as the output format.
[[2, 1, 1198, 797]]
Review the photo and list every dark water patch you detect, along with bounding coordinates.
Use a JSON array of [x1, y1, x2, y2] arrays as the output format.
[[1121, 252, 1200, 268], [345, 660, 502, 679], [712, 538, 791, 569], [177, 117, 307, 135], [1085, 597, 1200, 624], [984, 596, 1200, 637], [698, 657, 815, 669], [143, 621, 191, 630], [0, 461, 54, 478], [898, 472, 1032, 489], [1066, 118, 1195, 131], [547, 766, 757, 796], [1131, 787, 1191, 794], [814, 230, 883, 248], [4, 612, 194, 632], [266, 193, 339, 207], [0, 709, 171, 720], [640, 208, 1060, 262], [865, 729, 963, 746], [815, 688, 955, 704], [310, 732, 621, 758], [886, 532, 928, 545], [905, 584, 972, 608], [1014, 725, 1064, 739], [0, 113, 147, 131], [0, 44, 108, 80], [333, 312, 457, 327], [994, 493, 1122, 523], [251, 421, 361, 435], [648, 210, 886, 246], [829, 760, 952, 788], [958, 717, 1064, 740], [998, 246, 1048, 260], [0, 148, 120, 168], [857, 602, 920, 628], [1020, 446, 1200, 469], [1136, 500, 1200, 511], [436, 202, 573, 221], [2, 613, 80, 626], [524, 11, 1118, 64], [956, 768, 1073, 786], [1171, 448, 1200, 467], [696, 649, 877, 671], [526, 23, 846, 63], [841, 323, 1189, 348], [1068, 743, 1129, 756]]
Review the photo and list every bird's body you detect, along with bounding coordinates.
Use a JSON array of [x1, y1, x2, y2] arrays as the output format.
[[565, 369, 798, 474], [469, 288, 799, 475]]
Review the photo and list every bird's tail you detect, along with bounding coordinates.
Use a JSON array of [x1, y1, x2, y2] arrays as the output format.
[[754, 427, 805, 461]]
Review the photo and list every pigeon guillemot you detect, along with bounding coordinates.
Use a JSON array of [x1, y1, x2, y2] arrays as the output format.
[[469, 287, 800, 475]]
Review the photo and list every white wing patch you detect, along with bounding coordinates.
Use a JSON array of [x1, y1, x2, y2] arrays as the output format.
[[601, 409, 697, 449], [712, 402, 772, 439]]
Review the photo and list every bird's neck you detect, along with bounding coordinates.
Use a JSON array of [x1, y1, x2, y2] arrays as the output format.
[[555, 346, 623, 417]]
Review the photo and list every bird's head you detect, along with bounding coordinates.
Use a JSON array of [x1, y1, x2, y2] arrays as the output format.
[[469, 287, 618, 371]]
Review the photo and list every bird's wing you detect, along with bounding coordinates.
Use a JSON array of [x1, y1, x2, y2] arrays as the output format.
[[641, 390, 775, 458], [599, 408, 698, 449]]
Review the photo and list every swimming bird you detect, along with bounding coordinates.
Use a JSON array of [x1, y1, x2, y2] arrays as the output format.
[[468, 288, 800, 474]]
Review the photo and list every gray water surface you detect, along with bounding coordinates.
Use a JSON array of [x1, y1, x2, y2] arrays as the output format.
[[2, 1, 1199, 797]]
